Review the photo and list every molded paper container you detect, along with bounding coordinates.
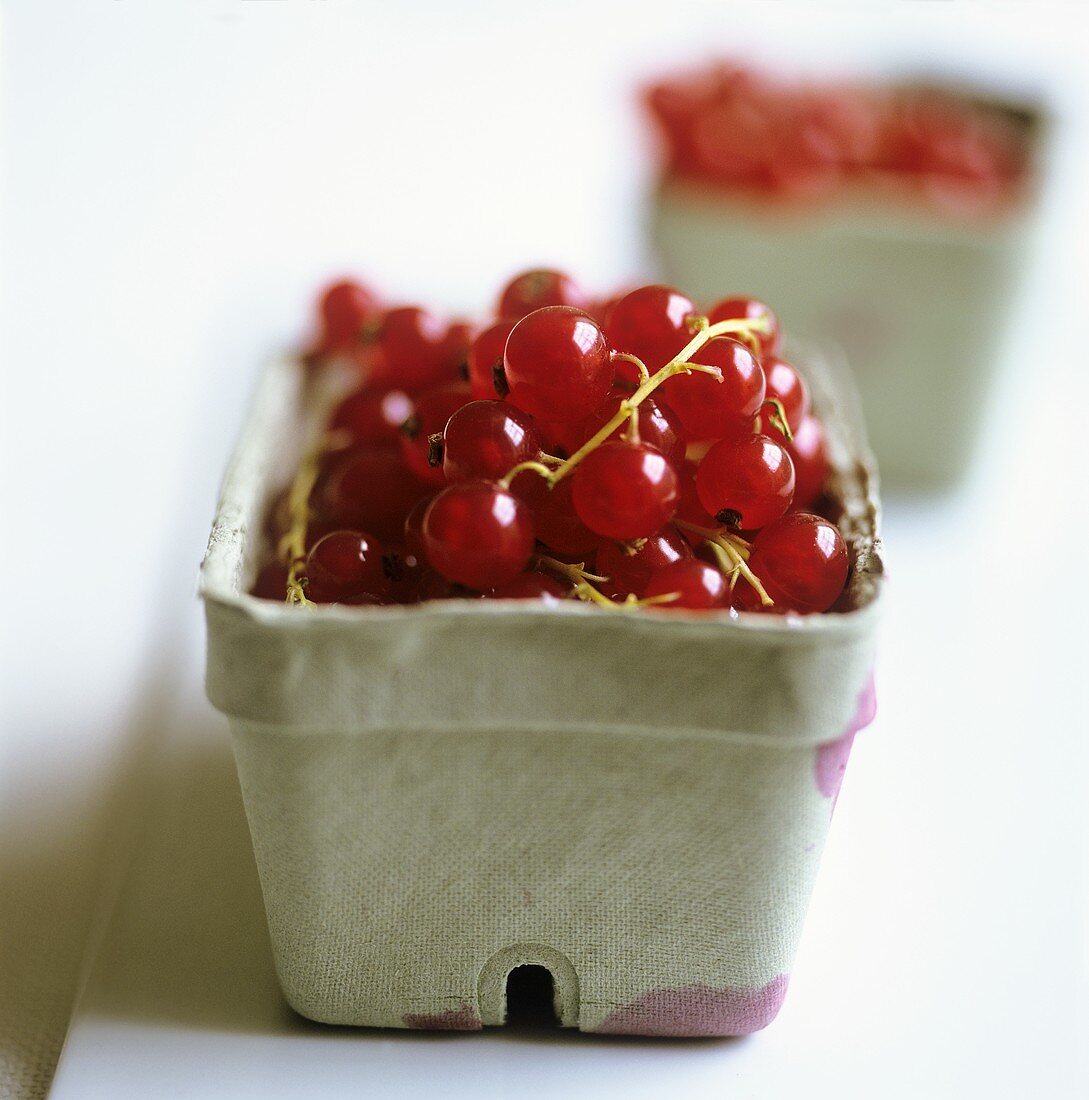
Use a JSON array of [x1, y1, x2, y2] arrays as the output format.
[[651, 179, 1034, 487], [201, 346, 884, 1037]]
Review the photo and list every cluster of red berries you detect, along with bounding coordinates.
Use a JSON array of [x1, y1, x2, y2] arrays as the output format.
[[253, 269, 849, 615], [646, 63, 1028, 206]]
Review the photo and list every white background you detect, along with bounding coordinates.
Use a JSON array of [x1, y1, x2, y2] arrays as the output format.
[[2, 1, 1088, 1097]]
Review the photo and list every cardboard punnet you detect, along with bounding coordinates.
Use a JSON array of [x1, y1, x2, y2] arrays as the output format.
[[200, 346, 883, 1036], [651, 179, 1035, 488]]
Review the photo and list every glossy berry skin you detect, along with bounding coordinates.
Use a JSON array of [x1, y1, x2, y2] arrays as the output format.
[[442, 400, 541, 483], [557, 389, 687, 465], [487, 572, 568, 602], [696, 433, 795, 530], [645, 559, 730, 610], [467, 320, 516, 401], [675, 460, 715, 535], [762, 356, 809, 434], [318, 279, 377, 351], [571, 441, 679, 540], [596, 525, 691, 598], [604, 285, 697, 374], [707, 296, 781, 357], [669, 338, 766, 440], [422, 480, 535, 590], [330, 386, 414, 446], [497, 269, 587, 320], [398, 383, 469, 486], [513, 473, 600, 556], [376, 307, 462, 392], [503, 306, 613, 423], [735, 511, 848, 614], [786, 414, 829, 510], [304, 530, 390, 603], [318, 446, 429, 544], [251, 561, 288, 601]]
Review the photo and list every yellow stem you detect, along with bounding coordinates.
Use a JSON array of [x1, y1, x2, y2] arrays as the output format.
[[282, 448, 323, 605]]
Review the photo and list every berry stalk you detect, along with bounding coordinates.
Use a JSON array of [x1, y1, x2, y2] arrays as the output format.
[[542, 314, 770, 486], [674, 518, 774, 607], [282, 446, 324, 605]]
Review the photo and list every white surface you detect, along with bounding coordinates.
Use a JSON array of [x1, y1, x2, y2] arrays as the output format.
[[1, 1, 1088, 1098]]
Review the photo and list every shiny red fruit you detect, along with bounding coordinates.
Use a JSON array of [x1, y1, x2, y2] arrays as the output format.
[[422, 480, 535, 590], [497, 268, 588, 320], [604, 285, 697, 374], [467, 320, 516, 401], [398, 382, 469, 486], [707, 296, 781, 357], [330, 385, 414, 446], [503, 307, 613, 423], [645, 559, 730, 610], [376, 307, 463, 392], [571, 441, 679, 540], [317, 446, 429, 544], [735, 511, 848, 614], [487, 572, 568, 602], [442, 400, 541, 483], [668, 337, 766, 440], [318, 279, 378, 351], [696, 433, 795, 530], [304, 529, 390, 603], [762, 356, 809, 434], [595, 525, 691, 598], [786, 414, 829, 510], [513, 473, 601, 556]]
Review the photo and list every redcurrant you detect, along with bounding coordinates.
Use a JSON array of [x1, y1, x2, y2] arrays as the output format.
[[668, 337, 766, 440], [645, 559, 730, 610], [487, 572, 568, 602], [604, 285, 697, 374], [331, 386, 414, 446], [398, 382, 469, 486], [762, 356, 809, 434], [735, 511, 848, 613], [304, 529, 390, 603], [467, 320, 516, 401], [497, 268, 587, 320], [317, 279, 377, 352], [422, 480, 535, 589], [696, 433, 795, 530], [786, 414, 829, 510], [707, 296, 781, 357], [442, 400, 541, 483], [503, 307, 613, 423], [595, 525, 691, 598], [571, 441, 679, 540]]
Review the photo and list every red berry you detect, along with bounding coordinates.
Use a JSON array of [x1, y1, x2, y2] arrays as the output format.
[[442, 400, 541, 483], [376, 307, 463, 392], [422, 480, 535, 589], [604, 285, 697, 374], [762, 356, 809, 434], [667, 337, 766, 440], [487, 571, 568, 602], [786, 414, 829, 510], [565, 389, 687, 465], [675, 459, 716, 534], [398, 382, 469, 486], [497, 269, 587, 320], [330, 386, 414, 446], [645, 559, 730, 610], [318, 279, 378, 351], [571, 441, 679, 540], [513, 473, 601, 556], [696, 433, 795, 530], [736, 511, 848, 614], [503, 306, 613, 423], [707, 296, 781, 357], [251, 561, 288, 601], [467, 320, 516, 401], [317, 446, 429, 544], [304, 530, 390, 603], [595, 525, 691, 598]]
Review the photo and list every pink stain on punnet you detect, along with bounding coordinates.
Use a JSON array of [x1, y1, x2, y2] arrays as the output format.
[[403, 1001, 481, 1030], [814, 672, 877, 802], [595, 974, 789, 1037]]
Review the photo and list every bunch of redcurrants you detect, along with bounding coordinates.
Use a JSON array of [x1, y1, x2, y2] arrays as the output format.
[[254, 269, 850, 615], [646, 62, 1027, 204]]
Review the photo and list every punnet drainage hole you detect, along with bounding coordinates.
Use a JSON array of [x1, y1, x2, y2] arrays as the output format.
[[504, 965, 559, 1029]]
